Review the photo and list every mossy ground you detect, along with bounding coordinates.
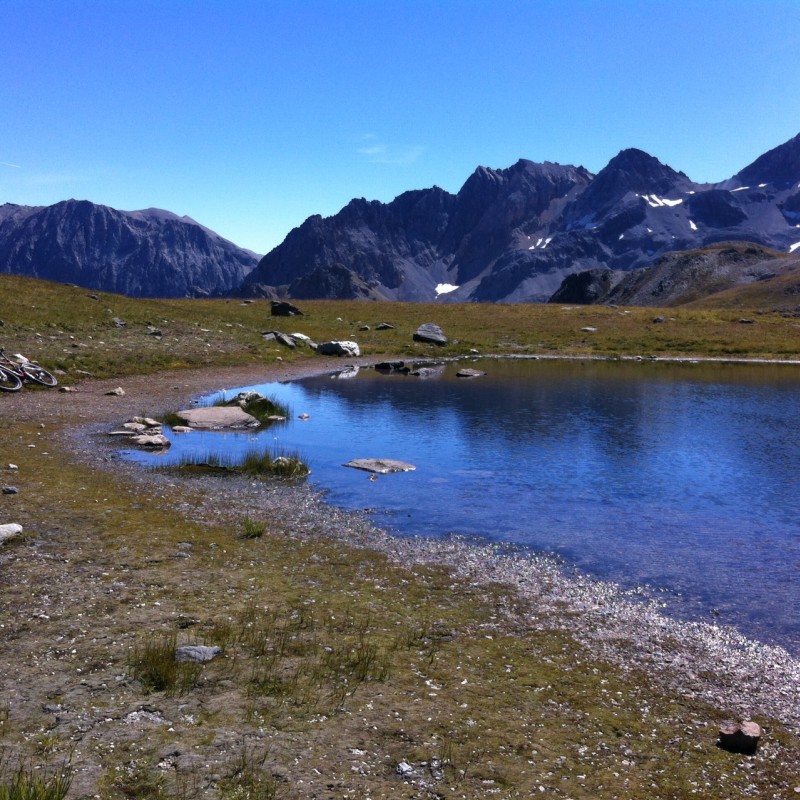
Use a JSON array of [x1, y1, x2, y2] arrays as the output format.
[[0, 278, 799, 797]]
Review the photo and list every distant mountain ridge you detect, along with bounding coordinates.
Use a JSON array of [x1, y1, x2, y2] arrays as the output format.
[[0, 200, 259, 298], [240, 131, 800, 303], [549, 242, 800, 307]]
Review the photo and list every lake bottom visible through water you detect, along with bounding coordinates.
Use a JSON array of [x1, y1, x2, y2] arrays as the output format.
[[126, 358, 800, 655]]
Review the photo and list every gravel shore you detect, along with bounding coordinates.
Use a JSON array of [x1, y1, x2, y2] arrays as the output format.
[[10, 357, 800, 740]]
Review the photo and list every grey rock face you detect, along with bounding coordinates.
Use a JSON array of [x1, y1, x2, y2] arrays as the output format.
[[0, 200, 258, 298], [236, 130, 800, 303], [550, 242, 800, 306]]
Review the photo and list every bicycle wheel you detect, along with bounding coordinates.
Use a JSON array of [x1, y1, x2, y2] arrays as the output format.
[[21, 362, 59, 387], [0, 366, 23, 392]]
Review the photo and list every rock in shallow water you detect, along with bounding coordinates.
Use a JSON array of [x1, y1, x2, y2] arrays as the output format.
[[130, 434, 171, 449], [175, 406, 259, 429], [456, 368, 486, 378], [343, 458, 416, 474]]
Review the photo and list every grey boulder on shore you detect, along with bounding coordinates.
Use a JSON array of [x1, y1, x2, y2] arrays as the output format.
[[413, 323, 447, 346], [318, 341, 360, 357]]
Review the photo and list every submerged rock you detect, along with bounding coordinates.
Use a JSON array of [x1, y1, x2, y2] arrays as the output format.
[[456, 368, 486, 378], [375, 361, 408, 373], [409, 366, 445, 379]]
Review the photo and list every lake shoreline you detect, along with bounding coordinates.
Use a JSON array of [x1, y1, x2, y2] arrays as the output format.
[[55, 356, 800, 737], [4, 358, 800, 734]]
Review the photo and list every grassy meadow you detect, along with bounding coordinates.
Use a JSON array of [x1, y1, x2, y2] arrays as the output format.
[[1, 274, 799, 798], [0, 274, 799, 379]]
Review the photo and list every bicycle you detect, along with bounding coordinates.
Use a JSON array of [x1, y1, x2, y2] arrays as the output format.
[[0, 348, 58, 389], [0, 364, 23, 392]]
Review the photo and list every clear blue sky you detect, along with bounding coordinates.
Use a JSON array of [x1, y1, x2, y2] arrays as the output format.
[[2, 0, 799, 254]]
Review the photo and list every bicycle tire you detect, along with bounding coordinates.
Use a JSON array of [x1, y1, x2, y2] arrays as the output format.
[[21, 363, 59, 387], [0, 366, 23, 392]]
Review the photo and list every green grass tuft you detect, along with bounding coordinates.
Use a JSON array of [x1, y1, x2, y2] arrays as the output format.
[[0, 762, 72, 800], [240, 517, 267, 539], [167, 445, 309, 479], [129, 632, 202, 695]]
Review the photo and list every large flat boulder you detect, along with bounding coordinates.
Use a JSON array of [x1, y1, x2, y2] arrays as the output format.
[[343, 458, 416, 474], [175, 406, 259, 429]]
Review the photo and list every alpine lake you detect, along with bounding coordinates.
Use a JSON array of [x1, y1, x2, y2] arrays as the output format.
[[125, 357, 800, 655]]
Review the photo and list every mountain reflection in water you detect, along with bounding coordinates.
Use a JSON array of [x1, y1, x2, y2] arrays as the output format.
[[127, 358, 800, 654]]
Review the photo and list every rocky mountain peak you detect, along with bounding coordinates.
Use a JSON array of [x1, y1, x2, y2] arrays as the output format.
[[735, 131, 800, 189], [0, 200, 259, 297], [590, 148, 688, 198]]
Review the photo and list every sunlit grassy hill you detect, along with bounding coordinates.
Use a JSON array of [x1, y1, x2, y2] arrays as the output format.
[[1, 273, 798, 380]]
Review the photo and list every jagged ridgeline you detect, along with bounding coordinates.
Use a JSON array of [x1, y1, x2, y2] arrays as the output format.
[[239, 131, 800, 303], [2, 132, 799, 302]]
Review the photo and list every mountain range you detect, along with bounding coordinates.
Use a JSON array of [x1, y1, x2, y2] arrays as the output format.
[[1, 131, 799, 303], [549, 241, 800, 307], [240, 131, 800, 303], [0, 200, 258, 298]]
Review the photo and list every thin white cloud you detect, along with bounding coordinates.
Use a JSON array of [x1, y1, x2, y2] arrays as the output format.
[[0, 161, 21, 169], [28, 172, 82, 186], [355, 135, 425, 166]]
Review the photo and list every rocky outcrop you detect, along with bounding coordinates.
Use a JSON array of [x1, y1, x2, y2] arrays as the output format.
[[549, 242, 800, 306], [549, 268, 626, 304], [0, 200, 258, 297]]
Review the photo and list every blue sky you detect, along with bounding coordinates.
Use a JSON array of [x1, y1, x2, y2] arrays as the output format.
[[2, 0, 799, 254]]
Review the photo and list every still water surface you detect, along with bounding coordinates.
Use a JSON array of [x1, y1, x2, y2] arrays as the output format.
[[128, 359, 800, 653]]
